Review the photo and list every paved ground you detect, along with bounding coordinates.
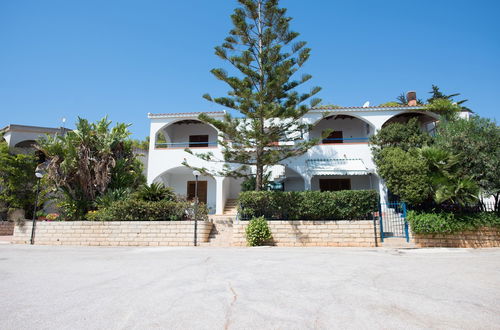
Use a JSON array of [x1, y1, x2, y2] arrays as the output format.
[[0, 245, 499, 330]]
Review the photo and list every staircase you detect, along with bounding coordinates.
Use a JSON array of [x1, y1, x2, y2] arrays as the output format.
[[200, 215, 235, 247], [223, 199, 238, 215]]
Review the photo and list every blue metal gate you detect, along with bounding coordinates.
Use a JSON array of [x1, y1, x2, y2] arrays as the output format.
[[379, 202, 409, 242]]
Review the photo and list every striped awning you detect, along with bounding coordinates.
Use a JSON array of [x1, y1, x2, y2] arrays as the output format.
[[306, 158, 373, 176]]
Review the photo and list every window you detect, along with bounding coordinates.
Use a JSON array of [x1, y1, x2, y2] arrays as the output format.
[[322, 131, 343, 144], [189, 135, 209, 148], [319, 179, 351, 191]]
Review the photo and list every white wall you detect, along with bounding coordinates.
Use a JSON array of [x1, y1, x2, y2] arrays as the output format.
[[160, 172, 217, 213], [163, 122, 218, 145], [310, 117, 370, 141], [284, 177, 304, 191]]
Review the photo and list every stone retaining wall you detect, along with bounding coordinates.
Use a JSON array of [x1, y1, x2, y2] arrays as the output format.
[[0, 221, 14, 235], [413, 227, 500, 248], [232, 220, 380, 247], [12, 220, 212, 246]]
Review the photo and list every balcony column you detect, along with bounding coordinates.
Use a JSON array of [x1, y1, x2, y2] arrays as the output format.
[[378, 176, 388, 203], [303, 174, 312, 191], [215, 176, 226, 215]]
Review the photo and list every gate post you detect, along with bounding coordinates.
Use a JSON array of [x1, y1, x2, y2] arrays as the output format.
[[378, 202, 384, 243]]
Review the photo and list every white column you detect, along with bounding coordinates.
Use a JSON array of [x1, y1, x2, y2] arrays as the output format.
[[215, 176, 225, 215], [377, 176, 388, 204], [303, 175, 312, 191]]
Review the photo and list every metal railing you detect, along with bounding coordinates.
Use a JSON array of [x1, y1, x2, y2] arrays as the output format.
[[155, 141, 218, 148], [321, 137, 369, 143]]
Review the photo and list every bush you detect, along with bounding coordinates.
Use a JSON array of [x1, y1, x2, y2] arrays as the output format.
[[408, 210, 500, 234], [238, 190, 378, 220], [245, 216, 272, 246], [133, 183, 176, 202], [86, 199, 208, 221]]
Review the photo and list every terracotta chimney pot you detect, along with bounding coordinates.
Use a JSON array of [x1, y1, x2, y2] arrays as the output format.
[[407, 91, 417, 106]]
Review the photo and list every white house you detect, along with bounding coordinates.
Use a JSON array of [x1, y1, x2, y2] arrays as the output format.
[[146, 94, 470, 215], [0, 124, 70, 152]]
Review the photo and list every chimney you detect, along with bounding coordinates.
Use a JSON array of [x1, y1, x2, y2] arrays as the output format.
[[407, 91, 417, 106]]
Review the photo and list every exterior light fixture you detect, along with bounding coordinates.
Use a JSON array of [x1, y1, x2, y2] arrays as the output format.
[[192, 170, 201, 246], [31, 164, 46, 245]]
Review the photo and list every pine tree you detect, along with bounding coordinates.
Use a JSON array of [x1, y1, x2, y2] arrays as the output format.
[[186, 0, 322, 190], [427, 84, 468, 106]]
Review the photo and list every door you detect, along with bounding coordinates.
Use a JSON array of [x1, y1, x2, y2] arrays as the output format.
[[319, 179, 351, 191], [187, 181, 208, 204]]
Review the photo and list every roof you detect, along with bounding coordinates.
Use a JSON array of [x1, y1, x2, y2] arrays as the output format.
[[306, 158, 374, 176], [148, 111, 226, 119], [0, 124, 71, 134], [312, 105, 427, 111]]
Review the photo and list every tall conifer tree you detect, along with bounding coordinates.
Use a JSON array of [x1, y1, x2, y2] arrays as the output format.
[[186, 0, 322, 190]]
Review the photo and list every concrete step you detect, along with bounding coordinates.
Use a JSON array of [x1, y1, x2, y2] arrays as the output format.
[[381, 237, 415, 248]]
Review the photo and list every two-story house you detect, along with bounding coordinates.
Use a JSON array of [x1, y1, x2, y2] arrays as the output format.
[[146, 93, 468, 215]]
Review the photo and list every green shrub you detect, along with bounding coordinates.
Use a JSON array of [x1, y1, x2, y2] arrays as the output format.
[[133, 183, 176, 202], [238, 190, 378, 220], [408, 210, 500, 234], [86, 199, 208, 221], [245, 216, 272, 246], [94, 188, 132, 209]]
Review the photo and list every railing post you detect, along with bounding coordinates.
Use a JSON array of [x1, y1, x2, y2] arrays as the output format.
[[378, 202, 384, 243], [402, 202, 410, 242]]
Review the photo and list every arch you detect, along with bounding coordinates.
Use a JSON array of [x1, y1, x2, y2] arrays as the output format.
[[381, 111, 439, 133], [153, 165, 217, 212], [154, 119, 219, 148], [311, 113, 376, 129], [14, 140, 37, 148], [310, 114, 376, 144]]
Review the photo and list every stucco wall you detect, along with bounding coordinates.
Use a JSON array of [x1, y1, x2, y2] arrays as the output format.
[[231, 220, 380, 247], [309, 117, 370, 140], [163, 122, 218, 145], [12, 221, 212, 246]]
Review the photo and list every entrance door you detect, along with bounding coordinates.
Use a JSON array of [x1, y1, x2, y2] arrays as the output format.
[[187, 181, 208, 204], [319, 179, 351, 191]]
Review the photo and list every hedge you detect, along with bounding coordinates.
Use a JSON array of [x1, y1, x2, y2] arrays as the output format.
[[238, 190, 378, 220], [86, 199, 208, 221], [408, 210, 500, 234]]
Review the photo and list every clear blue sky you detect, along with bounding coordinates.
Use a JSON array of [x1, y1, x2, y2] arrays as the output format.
[[1, 0, 499, 139]]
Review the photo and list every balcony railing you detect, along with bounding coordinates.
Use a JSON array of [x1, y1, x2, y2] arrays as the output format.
[[321, 137, 369, 144], [155, 141, 218, 149]]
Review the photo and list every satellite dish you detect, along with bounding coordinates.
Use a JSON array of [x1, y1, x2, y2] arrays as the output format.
[[362, 101, 370, 108]]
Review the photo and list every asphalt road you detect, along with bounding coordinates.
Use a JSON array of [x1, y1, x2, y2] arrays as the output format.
[[0, 245, 499, 330]]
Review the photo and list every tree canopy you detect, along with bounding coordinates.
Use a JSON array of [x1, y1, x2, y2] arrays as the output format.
[[187, 0, 322, 190], [37, 117, 145, 219]]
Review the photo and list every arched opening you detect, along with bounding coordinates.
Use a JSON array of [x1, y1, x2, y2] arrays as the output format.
[[155, 119, 218, 149], [153, 166, 217, 213], [310, 115, 375, 144], [382, 111, 438, 134], [14, 140, 37, 148]]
